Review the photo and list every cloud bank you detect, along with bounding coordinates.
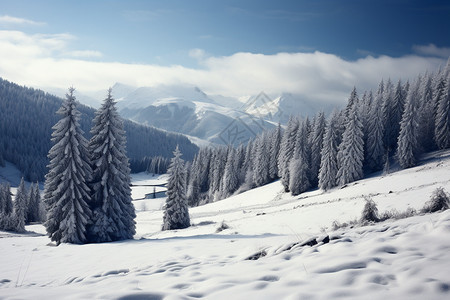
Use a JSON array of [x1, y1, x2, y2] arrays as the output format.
[[0, 29, 447, 105]]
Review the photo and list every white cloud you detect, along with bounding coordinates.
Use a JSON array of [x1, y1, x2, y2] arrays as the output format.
[[413, 44, 450, 58], [67, 50, 103, 58], [0, 15, 45, 26], [0, 30, 446, 105]]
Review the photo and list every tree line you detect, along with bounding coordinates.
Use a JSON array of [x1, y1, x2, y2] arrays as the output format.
[[186, 59, 450, 206], [0, 178, 43, 232]]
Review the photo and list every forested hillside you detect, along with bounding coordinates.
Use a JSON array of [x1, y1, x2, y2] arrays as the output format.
[[0, 78, 198, 182], [186, 59, 450, 206]]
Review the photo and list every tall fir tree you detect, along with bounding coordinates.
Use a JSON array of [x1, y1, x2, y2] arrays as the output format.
[[344, 87, 359, 121], [278, 116, 299, 192], [221, 147, 239, 198], [365, 91, 385, 172], [309, 112, 326, 187], [418, 73, 437, 152], [337, 97, 365, 186], [289, 122, 311, 195], [1, 183, 13, 215], [435, 74, 450, 149], [268, 124, 282, 180], [162, 146, 190, 230], [43, 87, 92, 245], [382, 79, 395, 151], [253, 133, 270, 187], [13, 177, 27, 232], [88, 89, 136, 242], [397, 78, 421, 169], [0, 183, 14, 230], [318, 111, 340, 190], [27, 183, 42, 223]]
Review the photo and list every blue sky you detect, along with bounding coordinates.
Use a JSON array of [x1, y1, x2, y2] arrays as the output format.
[[0, 0, 449, 101]]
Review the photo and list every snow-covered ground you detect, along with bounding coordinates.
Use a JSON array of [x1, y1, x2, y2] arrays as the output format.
[[1, 150, 450, 299]]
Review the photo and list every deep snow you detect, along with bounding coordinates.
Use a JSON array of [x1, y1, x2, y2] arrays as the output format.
[[1, 150, 450, 299]]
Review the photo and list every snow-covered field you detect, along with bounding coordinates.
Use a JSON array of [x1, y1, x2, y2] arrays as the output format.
[[1, 150, 450, 299]]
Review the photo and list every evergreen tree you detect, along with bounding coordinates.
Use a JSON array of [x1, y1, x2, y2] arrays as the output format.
[[268, 124, 282, 180], [43, 87, 92, 245], [162, 146, 190, 230], [435, 75, 450, 149], [0, 183, 14, 230], [309, 112, 326, 187], [365, 91, 385, 172], [318, 111, 340, 190], [397, 78, 421, 169], [390, 80, 407, 152], [0, 184, 6, 215], [382, 79, 395, 151], [13, 177, 27, 232], [278, 117, 299, 192], [289, 122, 311, 195], [88, 89, 136, 242], [361, 91, 372, 152], [418, 73, 437, 151], [1, 183, 13, 215], [209, 147, 227, 200], [221, 147, 239, 198], [344, 87, 359, 122], [27, 183, 42, 223], [253, 133, 270, 187], [337, 97, 365, 186]]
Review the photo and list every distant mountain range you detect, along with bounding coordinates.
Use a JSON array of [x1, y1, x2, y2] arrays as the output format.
[[65, 83, 337, 146]]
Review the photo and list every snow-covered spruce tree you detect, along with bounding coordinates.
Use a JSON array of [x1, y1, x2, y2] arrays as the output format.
[[381, 79, 394, 151], [253, 132, 270, 188], [278, 116, 299, 192], [43, 87, 92, 245], [344, 87, 359, 122], [435, 75, 450, 150], [309, 112, 326, 188], [13, 177, 27, 232], [337, 95, 365, 186], [389, 80, 407, 152], [289, 122, 311, 196], [360, 91, 372, 143], [268, 124, 282, 180], [318, 111, 340, 191], [0, 184, 7, 216], [418, 73, 437, 152], [27, 183, 42, 223], [0, 183, 13, 230], [221, 147, 239, 198], [365, 90, 385, 172], [397, 78, 421, 169], [87, 89, 136, 242], [0, 183, 13, 216], [162, 146, 190, 230]]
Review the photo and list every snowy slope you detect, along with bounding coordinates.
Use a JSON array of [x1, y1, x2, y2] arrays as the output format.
[[1, 150, 450, 299]]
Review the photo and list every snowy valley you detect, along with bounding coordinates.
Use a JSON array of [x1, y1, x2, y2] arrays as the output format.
[[1, 149, 450, 299]]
